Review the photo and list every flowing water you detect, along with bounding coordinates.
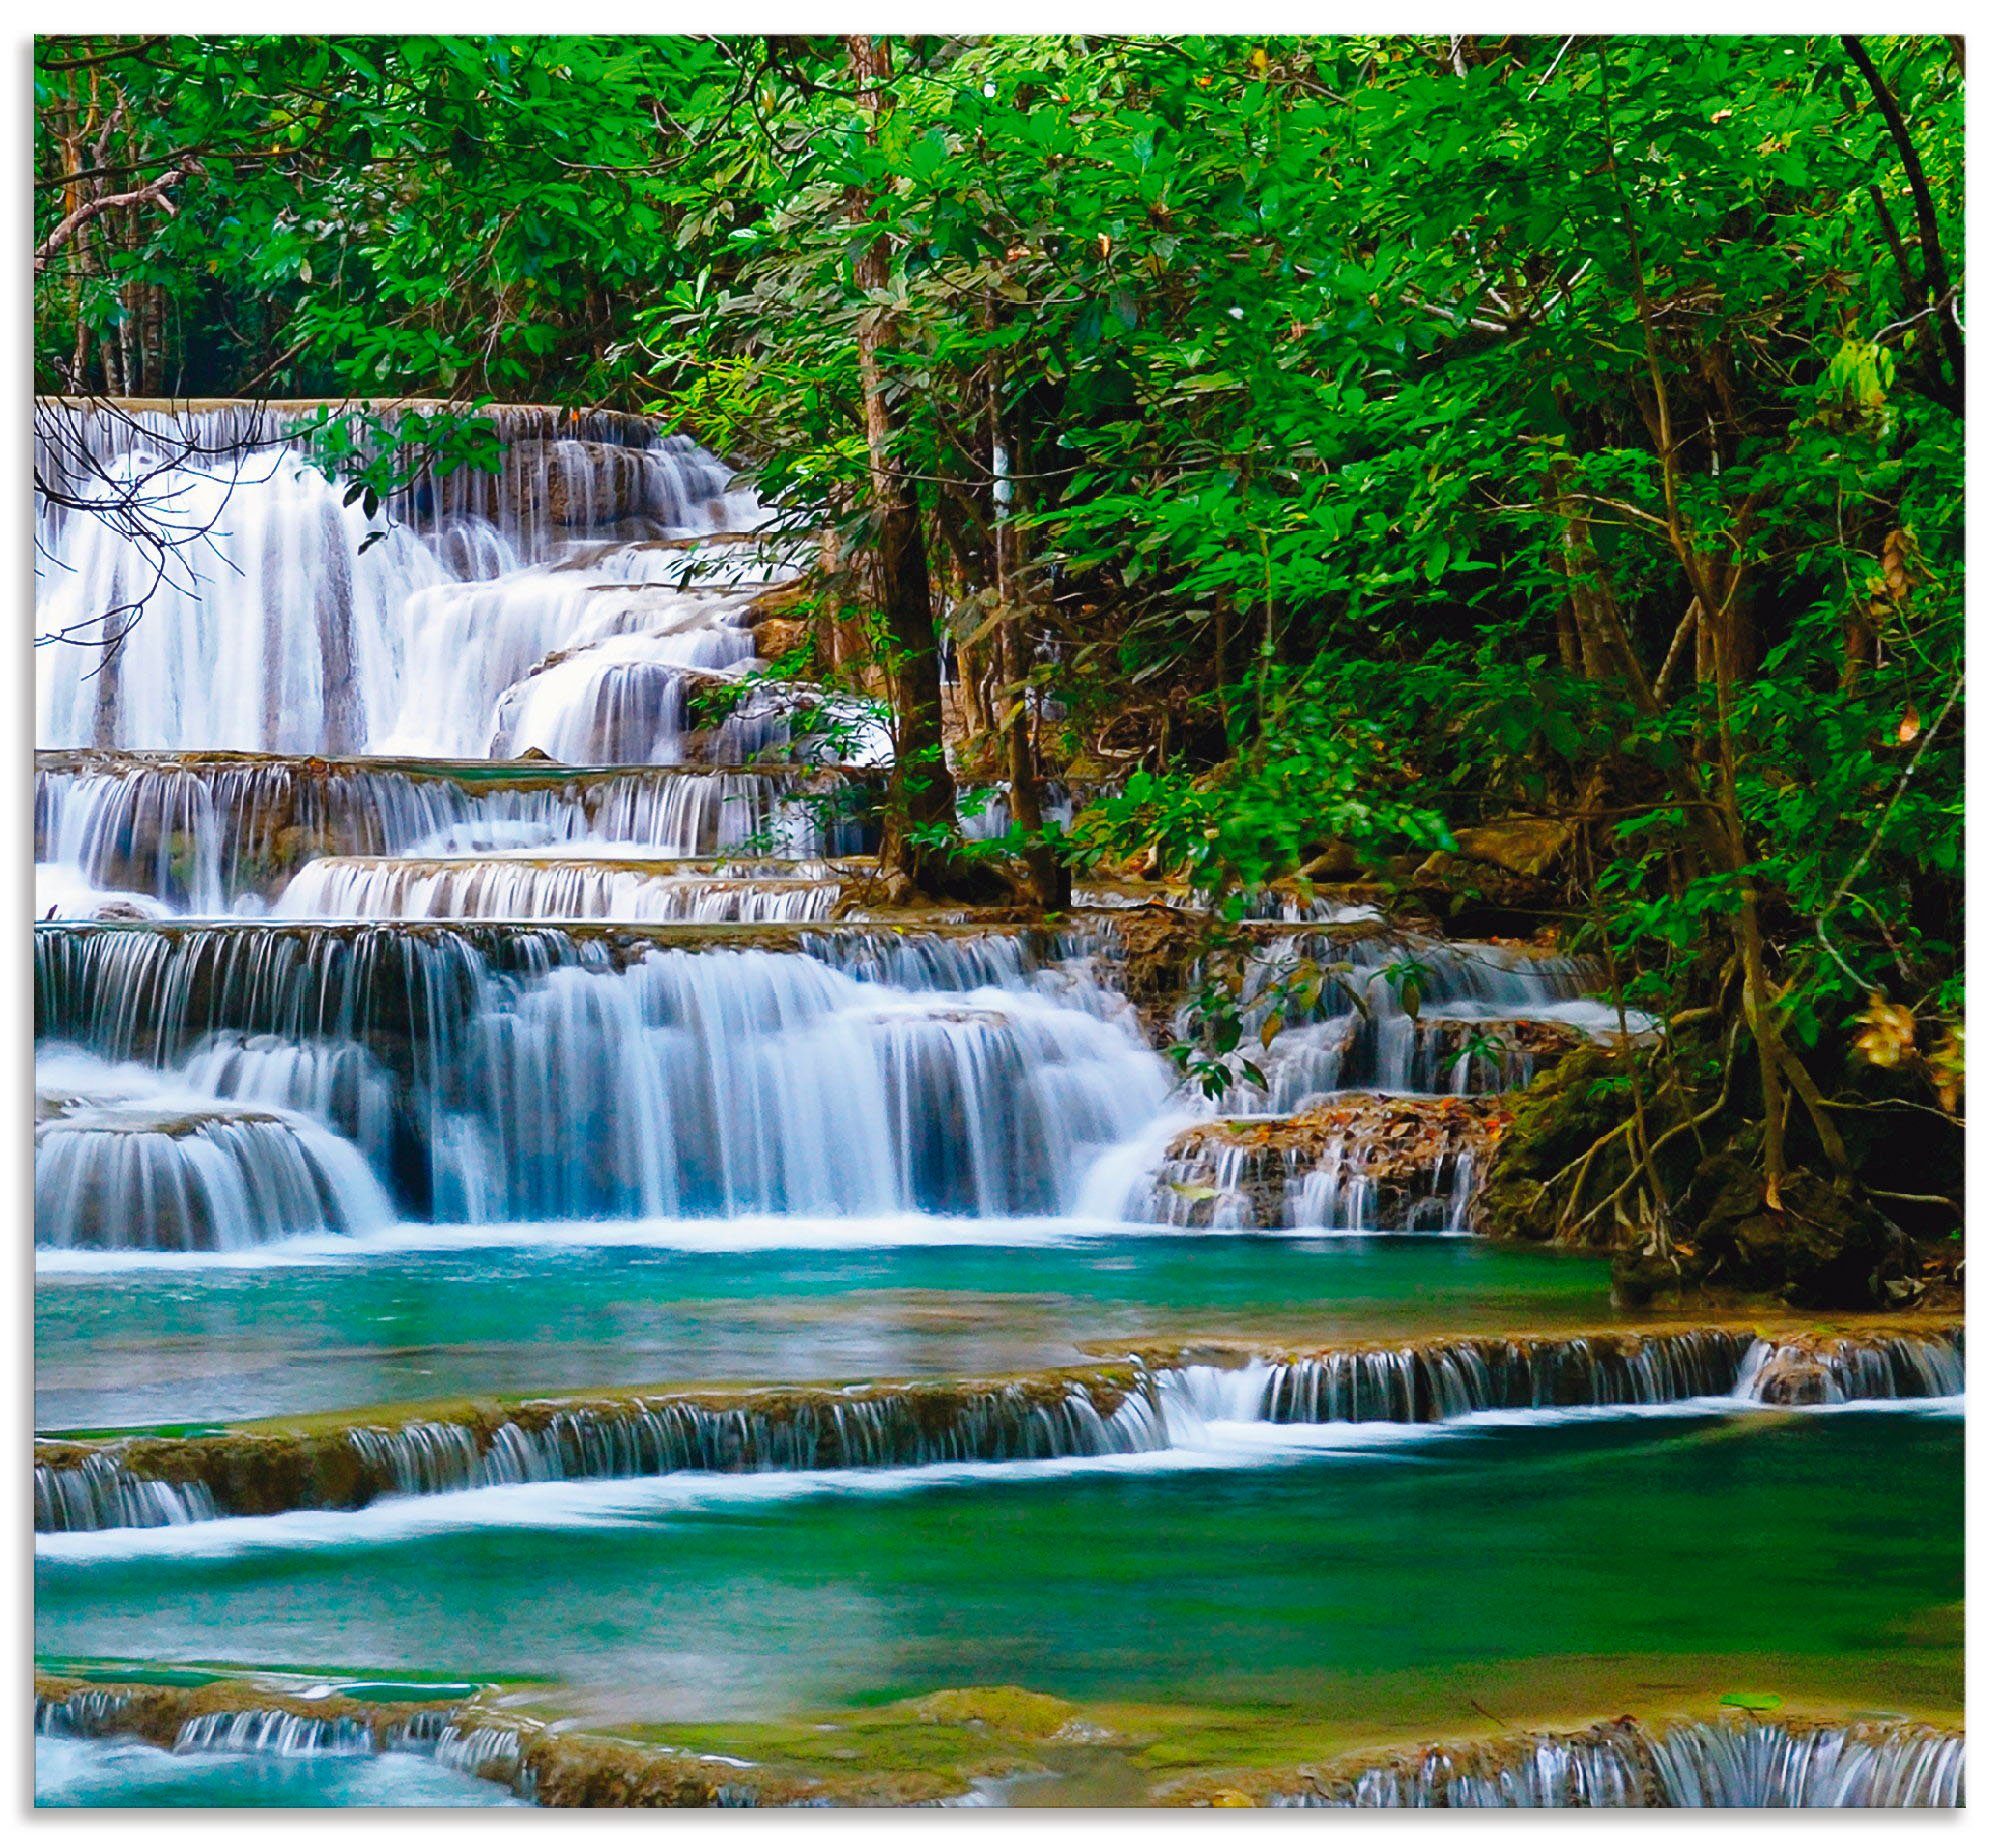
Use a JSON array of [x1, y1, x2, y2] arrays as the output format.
[[35, 1412, 1962, 1745], [33, 400, 1964, 1805]]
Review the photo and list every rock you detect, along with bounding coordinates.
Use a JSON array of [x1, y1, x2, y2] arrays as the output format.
[[508, 439, 650, 528], [1450, 817, 1575, 878], [1691, 1160, 1913, 1308], [1413, 817, 1575, 922], [1478, 1045, 1628, 1244], [1609, 1249, 1682, 1309], [1744, 1349, 1838, 1406], [754, 616, 810, 661], [1301, 840, 1361, 881]]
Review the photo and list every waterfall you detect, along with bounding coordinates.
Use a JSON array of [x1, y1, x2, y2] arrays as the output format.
[[36, 400, 798, 764], [1123, 1093, 1500, 1234], [1735, 1329, 1966, 1404], [34, 1046, 395, 1251], [1209, 932, 1625, 1106], [173, 1711, 377, 1757], [35, 1690, 135, 1738], [1262, 1717, 1964, 1808], [272, 858, 842, 923], [35, 923, 1167, 1231], [1163, 1331, 1756, 1424], [35, 1328, 1960, 1528], [34, 1451, 218, 1533], [36, 754, 876, 911], [348, 1376, 1169, 1497], [36, 447, 437, 755]]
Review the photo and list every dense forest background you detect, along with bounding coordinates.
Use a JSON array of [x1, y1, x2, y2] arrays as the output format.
[[33, 34, 1964, 1294]]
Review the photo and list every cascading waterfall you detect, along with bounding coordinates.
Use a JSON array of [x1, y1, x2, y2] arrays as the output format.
[[1736, 1329, 1966, 1404], [36, 447, 437, 755], [173, 1712, 377, 1757], [35, 1690, 135, 1738], [1208, 931, 1626, 1107], [346, 1377, 1169, 1499], [36, 399, 804, 764], [1164, 1331, 1756, 1424], [1263, 1718, 1965, 1809], [33, 1328, 1962, 1529], [1127, 1111, 1491, 1234], [36, 753, 876, 911], [273, 858, 843, 923], [34, 1451, 217, 1534], [35, 923, 1168, 1238], [34, 1678, 529, 1798]]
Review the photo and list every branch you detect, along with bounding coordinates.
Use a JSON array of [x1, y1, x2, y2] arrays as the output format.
[[34, 163, 191, 272], [1842, 35, 1963, 414]]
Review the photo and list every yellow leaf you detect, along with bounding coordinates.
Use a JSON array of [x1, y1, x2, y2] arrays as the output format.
[[1897, 706, 1921, 744], [1854, 993, 1917, 1069]]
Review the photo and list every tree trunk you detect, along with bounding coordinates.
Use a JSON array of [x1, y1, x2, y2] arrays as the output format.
[[844, 34, 960, 891]]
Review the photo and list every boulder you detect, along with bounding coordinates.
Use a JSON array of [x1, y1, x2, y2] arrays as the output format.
[[1691, 1159, 1913, 1308], [754, 616, 811, 661]]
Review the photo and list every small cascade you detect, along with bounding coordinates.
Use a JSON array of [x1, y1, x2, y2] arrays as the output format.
[[1736, 1329, 1966, 1404], [1210, 931, 1622, 1107], [35, 1451, 218, 1533], [434, 1721, 533, 1795], [34, 1048, 394, 1251], [35, 1689, 135, 1738], [349, 1376, 1168, 1498], [36, 753, 875, 908], [1162, 1330, 1755, 1425], [1261, 1717, 1965, 1808], [35, 1326, 1961, 1528], [176, 1032, 400, 1173], [1125, 1097, 1503, 1234], [385, 1709, 456, 1751], [32, 1672, 498, 1780], [273, 857, 843, 923], [379, 570, 763, 762], [173, 1711, 376, 1757]]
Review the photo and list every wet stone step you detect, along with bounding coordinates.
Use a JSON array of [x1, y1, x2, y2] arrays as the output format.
[[33, 1673, 1965, 1809], [33, 1324, 1963, 1529]]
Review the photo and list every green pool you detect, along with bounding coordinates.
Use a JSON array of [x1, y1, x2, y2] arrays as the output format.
[[36, 1232, 1616, 1429], [37, 1406, 1962, 1769]]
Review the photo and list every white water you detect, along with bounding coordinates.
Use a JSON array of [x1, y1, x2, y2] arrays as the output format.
[[35, 401, 825, 768], [34, 1046, 393, 1252], [35, 911, 1639, 1249]]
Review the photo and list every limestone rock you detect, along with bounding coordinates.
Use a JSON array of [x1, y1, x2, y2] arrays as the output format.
[[754, 616, 810, 661]]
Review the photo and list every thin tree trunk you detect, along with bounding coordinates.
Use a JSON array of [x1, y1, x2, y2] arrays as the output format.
[[844, 34, 959, 890]]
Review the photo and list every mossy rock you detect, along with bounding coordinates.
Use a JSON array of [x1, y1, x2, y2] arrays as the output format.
[[1690, 1157, 1913, 1309], [1479, 1045, 1628, 1244]]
